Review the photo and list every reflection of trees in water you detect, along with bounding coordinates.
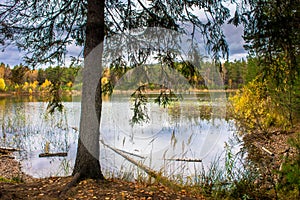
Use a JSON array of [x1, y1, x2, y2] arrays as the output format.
[[0, 98, 7, 146], [100, 92, 232, 182], [167, 102, 214, 122], [145, 91, 228, 124], [0, 100, 77, 164]]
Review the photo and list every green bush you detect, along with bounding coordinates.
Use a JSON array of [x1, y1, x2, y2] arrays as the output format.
[[277, 132, 300, 199]]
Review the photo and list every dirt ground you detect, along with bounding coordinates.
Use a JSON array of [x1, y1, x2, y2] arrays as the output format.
[[0, 176, 207, 200], [0, 156, 205, 200], [243, 126, 299, 167]]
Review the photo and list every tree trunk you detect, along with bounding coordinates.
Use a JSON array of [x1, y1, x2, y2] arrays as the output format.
[[72, 0, 105, 180]]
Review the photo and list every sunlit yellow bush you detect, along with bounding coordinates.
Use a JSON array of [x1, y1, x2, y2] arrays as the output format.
[[0, 78, 6, 91], [66, 81, 73, 88], [40, 79, 52, 91], [14, 84, 19, 90], [101, 77, 109, 85], [22, 81, 29, 91], [229, 80, 288, 134], [21, 81, 39, 93], [30, 80, 39, 90]]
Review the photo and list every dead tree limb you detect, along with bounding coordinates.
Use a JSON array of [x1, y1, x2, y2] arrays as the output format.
[[165, 158, 202, 162], [39, 152, 67, 157], [100, 140, 181, 190], [0, 147, 21, 154]]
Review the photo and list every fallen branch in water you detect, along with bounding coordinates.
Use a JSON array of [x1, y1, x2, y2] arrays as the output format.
[[39, 152, 67, 157], [165, 158, 202, 162], [0, 147, 21, 154], [114, 148, 146, 159], [100, 140, 181, 190], [0, 154, 15, 159]]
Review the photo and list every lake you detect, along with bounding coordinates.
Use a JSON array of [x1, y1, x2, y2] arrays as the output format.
[[0, 92, 238, 181]]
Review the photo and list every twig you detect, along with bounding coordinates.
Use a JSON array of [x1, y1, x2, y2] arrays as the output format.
[[261, 147, 274, 156], [0, 154, 15, 159], [253, 142, 274, 156], [39, 152, 67, 157], [165, 158, 202, 162], [0, 147, 21, 154]]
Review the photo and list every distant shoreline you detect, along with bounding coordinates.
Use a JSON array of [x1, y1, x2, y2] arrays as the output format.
[[0, 93, 12, 97], [0, 89, 237, 97], [109, 88, 237, 95]]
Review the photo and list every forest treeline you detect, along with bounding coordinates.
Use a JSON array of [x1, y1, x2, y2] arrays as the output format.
[[0, 56, 261, 93], [0, 63, 81, 94]]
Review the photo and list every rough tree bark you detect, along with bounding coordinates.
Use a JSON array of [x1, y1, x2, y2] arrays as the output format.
[[72, 0, 105, 180]]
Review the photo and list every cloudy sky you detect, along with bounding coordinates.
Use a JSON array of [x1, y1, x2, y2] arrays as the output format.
[[0, 25, 247, 67], [223, 24, 247, 60], [0, 4, 248, 67]]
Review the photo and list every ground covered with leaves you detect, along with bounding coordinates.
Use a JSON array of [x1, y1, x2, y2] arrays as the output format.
[[0, 156, 205, 200], [0, 176, 207, 200]]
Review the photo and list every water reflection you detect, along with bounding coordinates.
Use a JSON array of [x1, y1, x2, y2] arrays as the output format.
[[0, 96, 79, 177], [101, 95, 234, 179], [0, 93, 236, 180]]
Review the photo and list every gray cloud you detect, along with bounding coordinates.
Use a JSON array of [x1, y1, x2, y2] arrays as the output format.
[[0, 44, 84, 67], [223, 24, 248, 60]]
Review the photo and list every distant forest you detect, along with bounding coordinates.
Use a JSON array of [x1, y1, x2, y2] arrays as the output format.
[[0, 57, 260, 94]]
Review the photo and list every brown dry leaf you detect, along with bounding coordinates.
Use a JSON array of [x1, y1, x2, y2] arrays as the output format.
[[181, 189, 187, 195]]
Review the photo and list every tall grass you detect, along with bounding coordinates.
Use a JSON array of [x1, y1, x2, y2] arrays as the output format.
[[101, 135, 286, 200]]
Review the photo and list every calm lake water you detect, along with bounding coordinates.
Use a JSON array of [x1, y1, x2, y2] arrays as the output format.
[[0, 92, 237, 180]]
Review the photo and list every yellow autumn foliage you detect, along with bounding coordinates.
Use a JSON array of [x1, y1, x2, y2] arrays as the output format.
[[101, 77, 109, 85], [40, 79, 52, 90], [229, 80, 288, 134], [22, 81, 29, 90], [0, 78, 6, 91], [66, 81, 73, 88], [30, 81, 39, 90], [21, 81, 39, 93]]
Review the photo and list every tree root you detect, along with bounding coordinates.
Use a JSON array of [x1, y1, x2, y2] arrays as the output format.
[[59, 172, 81, 198]]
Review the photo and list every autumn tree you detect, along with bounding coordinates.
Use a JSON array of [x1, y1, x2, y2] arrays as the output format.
[[0, 63, 5, 78], [11, 64, 29, 85], [0, 78, 5, 91], [0, 0, 245, 182], [242, 0, 300, 124], [24, 70, 38, 83]]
